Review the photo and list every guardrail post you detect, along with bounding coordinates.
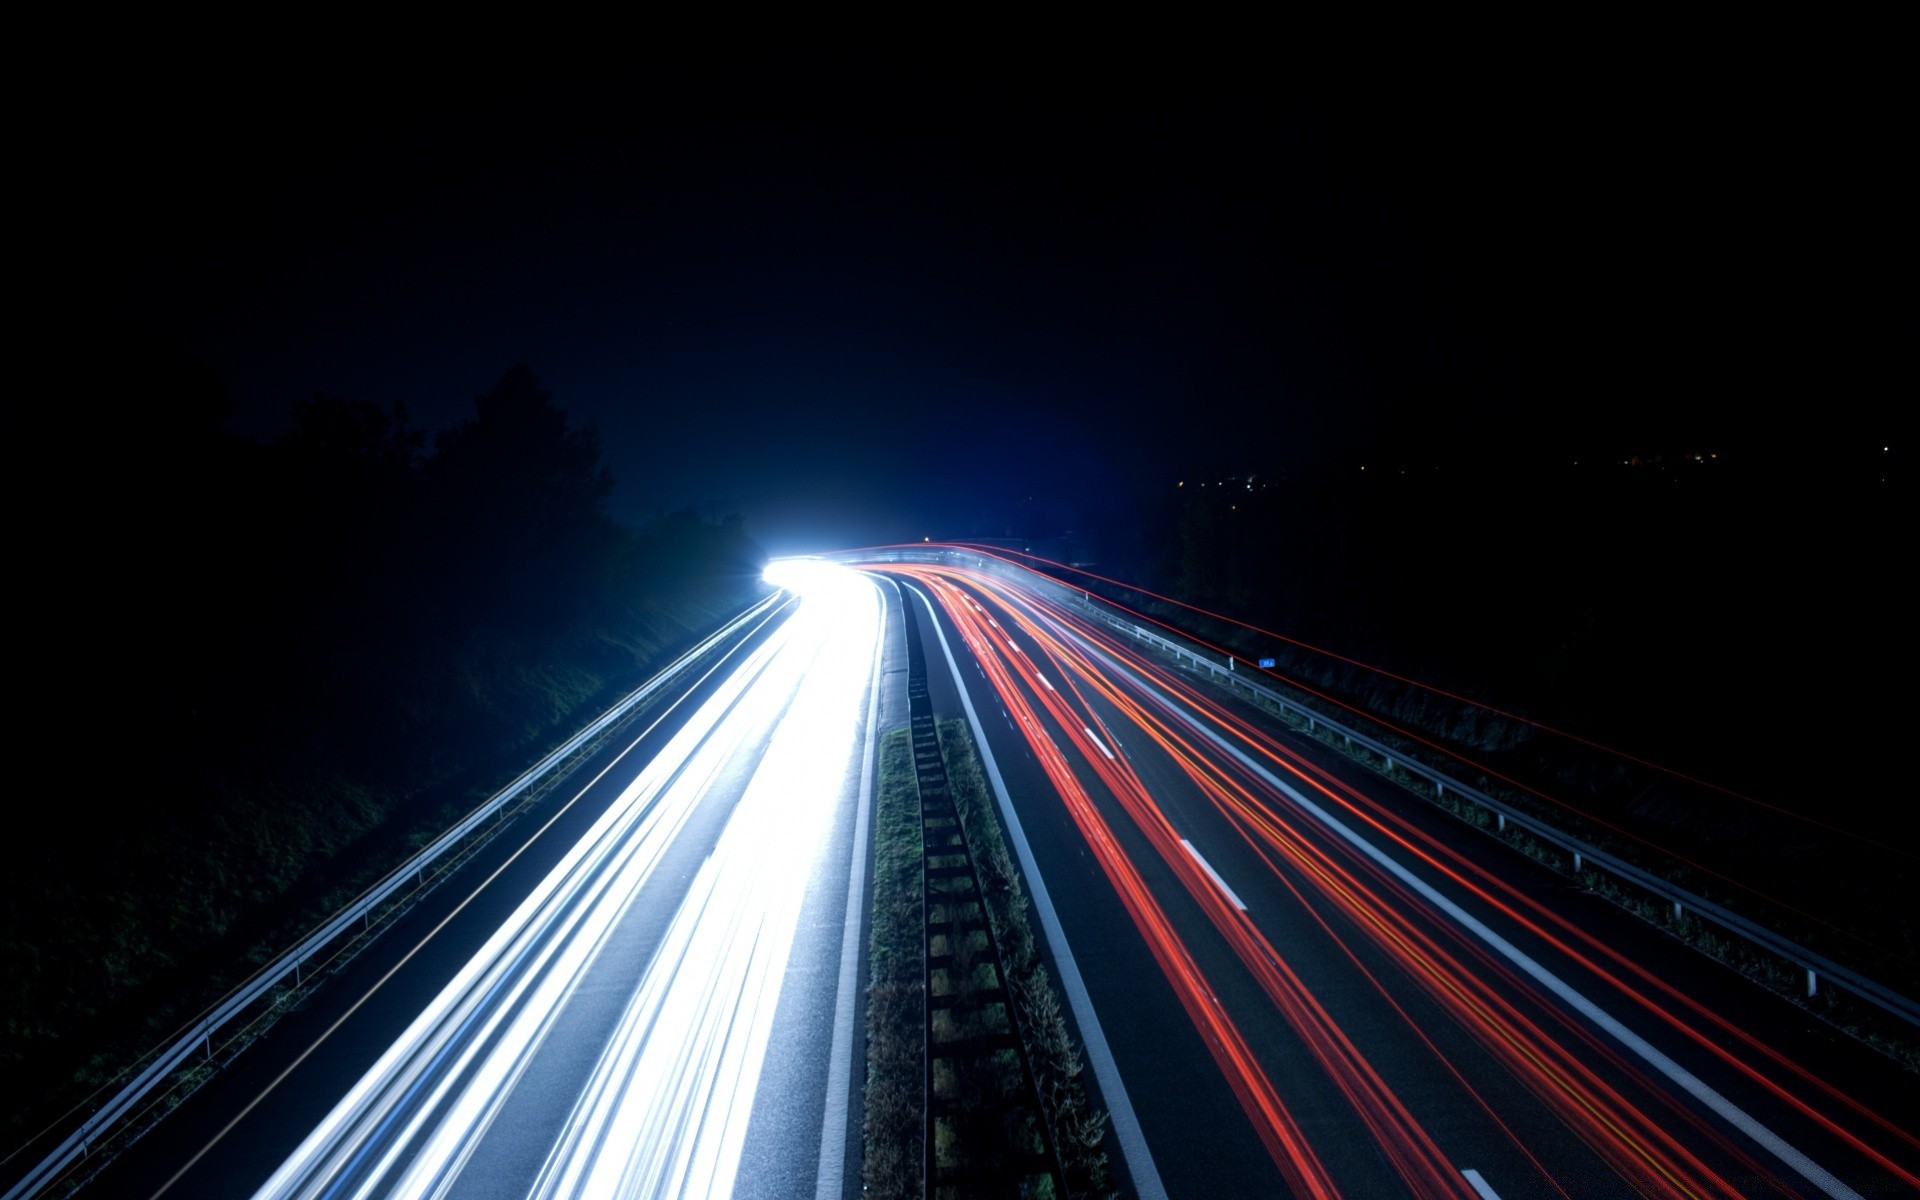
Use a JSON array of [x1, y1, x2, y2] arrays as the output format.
[[1573, 851, 1582, 873], [1807, 969, 1818, 998], [1385, 756, 1394, 772], [1496, 812, 1505, 832], [1674, 900, 1684, 922], [1228, 656, 1235, 672]]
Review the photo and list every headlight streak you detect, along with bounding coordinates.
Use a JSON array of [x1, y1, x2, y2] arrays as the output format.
[[252, 565, 881, 1200], [254, 628, 793, 1200], [529, 573, 879, 1199], [869, 561, 1907, 1199]]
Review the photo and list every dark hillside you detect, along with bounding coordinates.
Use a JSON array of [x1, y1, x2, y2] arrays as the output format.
[[3, 339, 766, 1145]]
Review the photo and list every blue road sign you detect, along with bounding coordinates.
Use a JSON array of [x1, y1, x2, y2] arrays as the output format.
[[1257, 657, 1276, 668]]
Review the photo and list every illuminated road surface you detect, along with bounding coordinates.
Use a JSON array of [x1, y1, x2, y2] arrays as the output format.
[[53, 550, 1918, 1200], [90, 563, 885, 1200], [866, 552, 1919, 1199]]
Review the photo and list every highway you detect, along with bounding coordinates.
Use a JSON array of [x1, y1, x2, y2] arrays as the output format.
[[865, 554, 1919, 1199], [52, 551, 1919, 1199]]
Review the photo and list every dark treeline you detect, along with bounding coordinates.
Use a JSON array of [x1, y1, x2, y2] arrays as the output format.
[[4, 346, 764, 1132], [1090, 448, 1902, 813]]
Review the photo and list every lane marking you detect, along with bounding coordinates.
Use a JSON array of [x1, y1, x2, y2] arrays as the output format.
[[907, 584, 1167, 1200], [1083, 728, 1116, 760], [1036, 672, 1055, 692], [1088, 643, 1865, 1200], [1461, 1167, 1502, 1199], [1181, 839, 1248, 912]]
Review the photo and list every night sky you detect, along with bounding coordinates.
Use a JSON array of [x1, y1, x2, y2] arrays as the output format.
[[39, 42, 1902, 556]]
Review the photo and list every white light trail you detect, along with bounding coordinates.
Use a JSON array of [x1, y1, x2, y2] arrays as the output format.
[[254, 563, 881, 1200], [532, 569, 877, 1198]]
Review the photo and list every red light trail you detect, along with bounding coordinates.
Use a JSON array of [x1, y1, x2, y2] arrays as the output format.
[[865, 556, 1915, 1199]]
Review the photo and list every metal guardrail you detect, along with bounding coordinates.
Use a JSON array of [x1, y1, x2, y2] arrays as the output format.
[[842, 547, 1920, 1031], [3, 593, 785, 1200]]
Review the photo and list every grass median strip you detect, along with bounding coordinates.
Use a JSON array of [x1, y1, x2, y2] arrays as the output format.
[[937, 718, 1114, 1200], [863, 726, 924, 1197], [863, 713, 1117, 1198]]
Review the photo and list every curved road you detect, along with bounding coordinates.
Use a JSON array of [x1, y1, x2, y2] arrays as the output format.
[[51, 552, 1920, 1199]]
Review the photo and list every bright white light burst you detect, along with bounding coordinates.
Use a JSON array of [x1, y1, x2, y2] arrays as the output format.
[[762, 556, 861, 598]]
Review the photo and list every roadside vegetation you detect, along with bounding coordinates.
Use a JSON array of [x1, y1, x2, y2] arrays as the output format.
[[3, 351, 766, 1162], [938, 719, 1114, 1199]]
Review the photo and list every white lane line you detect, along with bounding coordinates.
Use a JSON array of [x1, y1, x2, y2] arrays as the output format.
[[1461, 1168, 1502, 1199], [1083, 728, 1116, 760], [907, 584, 1168, 1200], [1180, 840, 1247, 912], [815, 576, 886, 1200], [1089, 644, 1865, 1200], [1036, 672, 1055, 691]]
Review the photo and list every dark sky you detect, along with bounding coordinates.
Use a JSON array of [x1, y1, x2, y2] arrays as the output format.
[[39, 40, 1905, 555]]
